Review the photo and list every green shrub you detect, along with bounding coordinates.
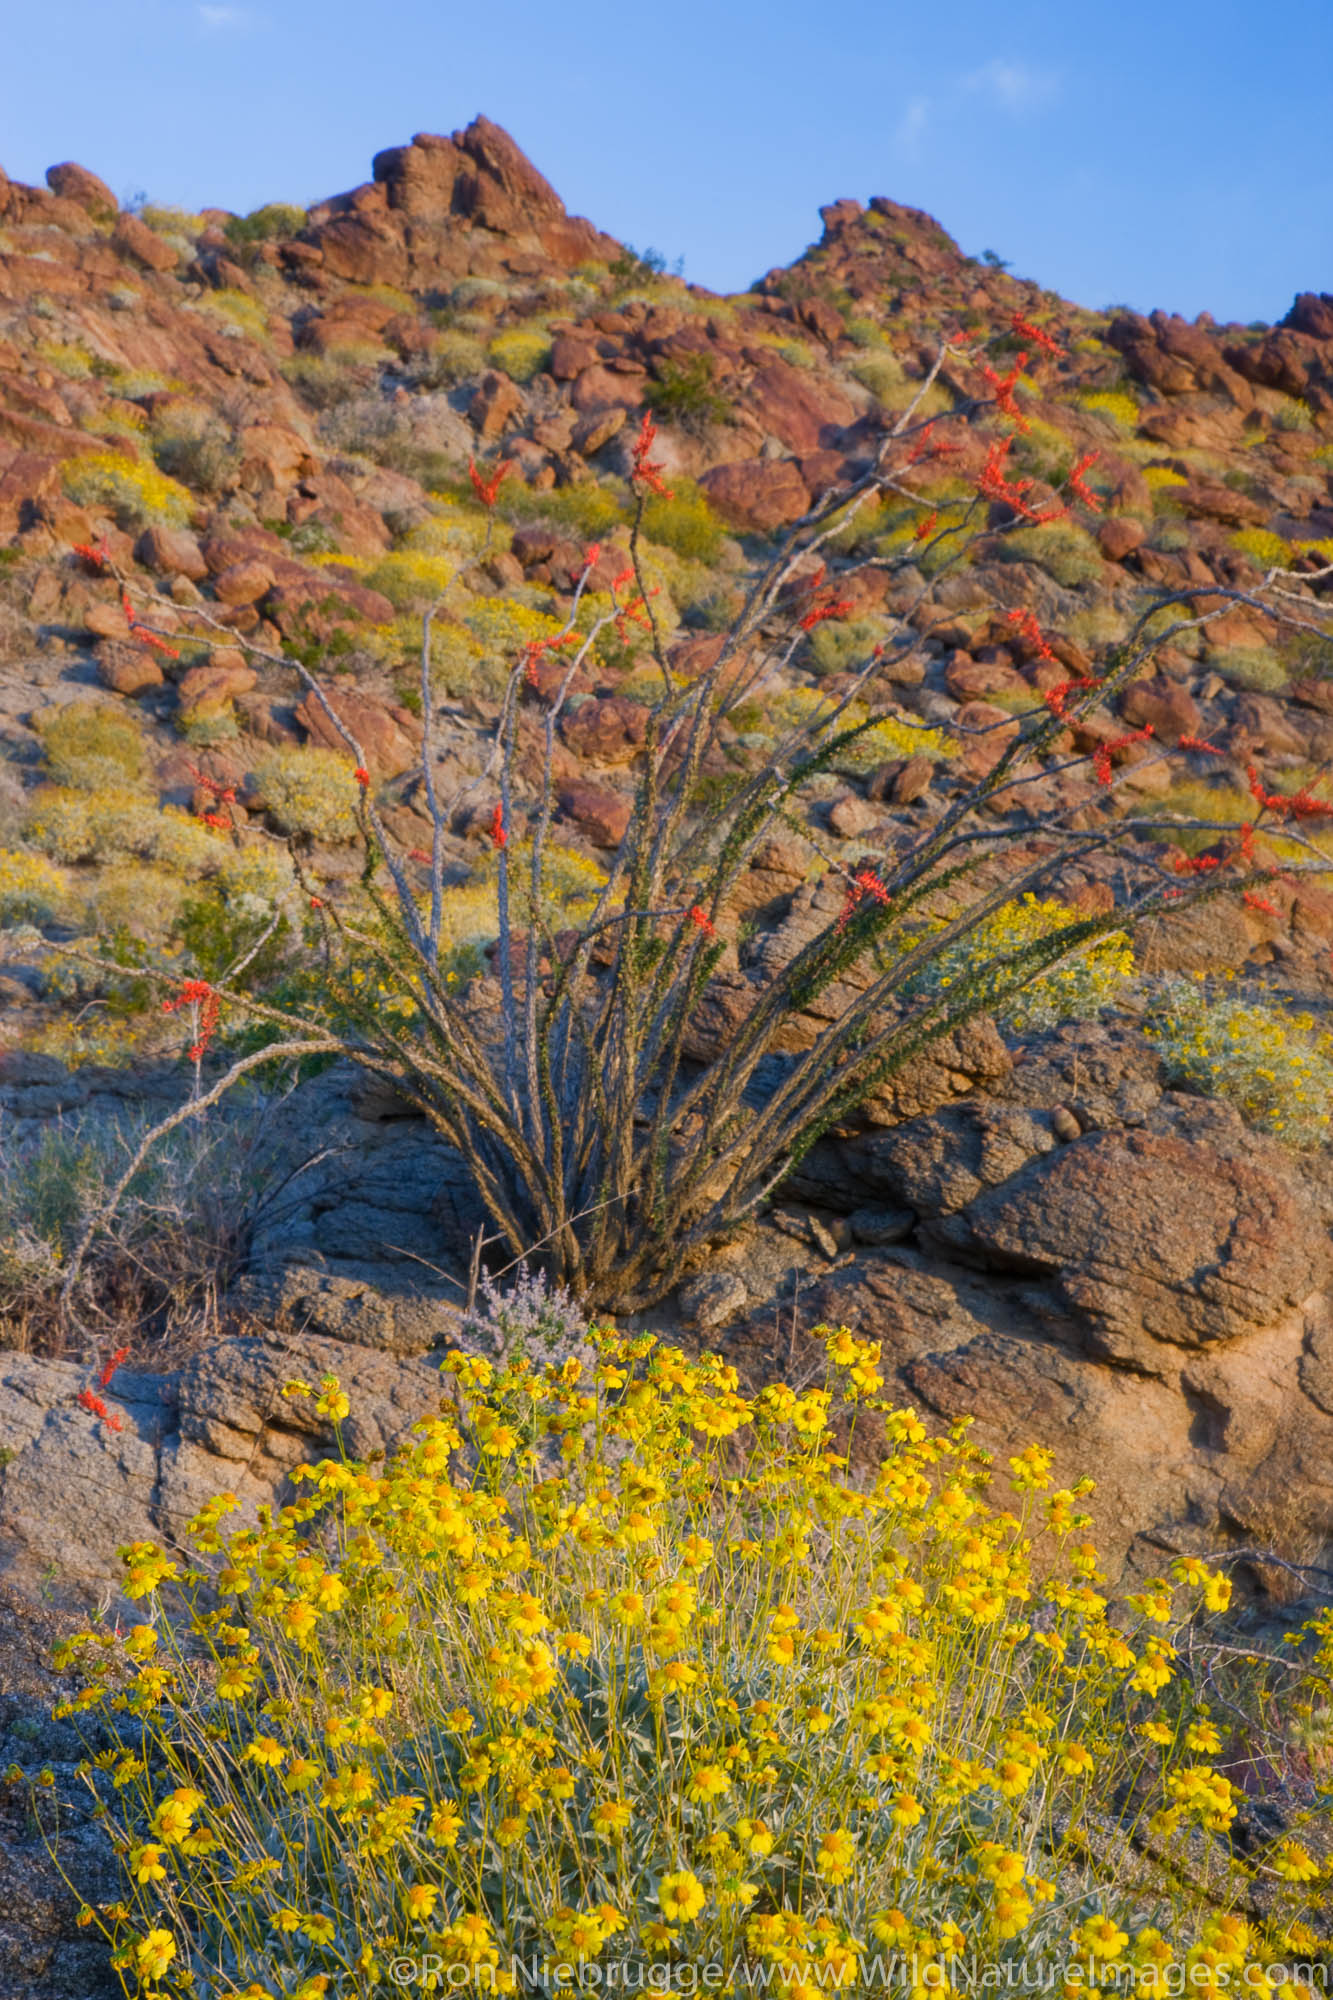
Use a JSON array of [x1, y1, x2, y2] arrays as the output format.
[[363, 550, 456, 611], [805, 615, 888, 677], [55, 1328, 1327, 1996], [405, 332, 488, 390], [997, 521, 1103, 590], [848, 351, 906, 402], [251, 747, 362, 841], [905, 894, 1135, 1031], [35, 700, 147, 790], [151, 409, 236, 495], [22, 787, 222, 873], [1145, 977, 1333, 1145], [1209, 648, 1289, 695], [0, 848, 66, 925], [62, 452, 193, 529], [223, 203, 306, 246], [645, 355, 728, 432], [639, 480, 723, 563], [487, 328, 553, 384]]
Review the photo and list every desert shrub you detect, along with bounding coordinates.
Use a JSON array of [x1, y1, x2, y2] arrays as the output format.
[[1210, 647, 1289, 694], [35, 700, 147, 791], [1144, 464, 1184, 500], [904, 894, 1135, 1031], [1145, 977, 1333, 1145], [404, 332, 488, 390], [639, 479, 723, 563], [138, 204, 202, 239], [487, 328, 553, 384], [363, 550, 455, 610], [1011, 419, 1075, 490], [848, 349, 907, 402], [151, 408, 236, 495], [62, 452, 193, 529], [33, 337, 96, 379], [771, 688, 953, 769], [223, 202, 306, 246], [645, 354, 728, 432], [22, 787, 223, 874], [505, 481, 625, 542], [198, 289, 270, 342], [251, 746, 362, 841], [54, 1327, 1330, 1995], [1231, 527, 1292, 569], [281, 355, 374, 412], [805, 614, 888, 678], [997, 521, 1103, 589], [0, 847, 66, 925], [0, 1097, 285, 1351], [1078, 389, 1140, 430], [1274, 397, 1316, 433], [81, 862, 186, 944]]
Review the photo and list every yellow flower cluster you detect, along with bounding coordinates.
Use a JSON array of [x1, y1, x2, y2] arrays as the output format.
[[0, 847, 67, 925], [62, 451, 194, 529], [1145, 976, 1333, 1146], [52, 1324, 1330, 1997], [903, 892, 1134, 1031], [1078, 390, 1142, 431]]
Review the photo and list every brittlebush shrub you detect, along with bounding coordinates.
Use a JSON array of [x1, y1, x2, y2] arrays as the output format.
[[0, 847, 66, 925], [905, 895, 1136, 1032], [1145, 976, 1333, 1146], [34, 699, 148, 791], [62, 452, 194, 530], [250, 747, 362, 842], [57, 1328, 1330, 1998]]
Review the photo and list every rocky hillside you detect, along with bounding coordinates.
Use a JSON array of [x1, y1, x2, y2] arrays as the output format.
[[3, 114, 1333, 1633]]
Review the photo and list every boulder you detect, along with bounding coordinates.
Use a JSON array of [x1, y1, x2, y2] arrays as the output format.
[[926, 1100, 1331, 1369], [470, 369, 525, 438], [44, 161, 116, 219], [558, 781, 631, 847], [1117, 676, 1201, 743], [95, 640, 165, 694], [294, 687, 420, 779], [135, 524, 208, 579], [558, 695, 649, 765], [699, 458, 812, 531], [112, 212, 177, 272]]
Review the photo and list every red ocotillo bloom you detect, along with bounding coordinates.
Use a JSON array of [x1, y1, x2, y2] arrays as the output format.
[[99, 1346, 130, 1389], [78, 1387, 123, 1433], [975, 436, 1065, 524], [72, 537, 110, 571], [1005, 607, 1056, 663], [490, 803, 508, 850], [469, 456, 514, 509], [793, 565, 852, 633], [1178, 735, 1223, 757], [689, 905, 718, 940], [630, 413, 673, 499], [982, 353, 1031, 432], [1010, 312, 1063, 358], [837, 868, 892, 931], [162, 978, 221, 1063], [1068, 451, 1103, 513], [1092, 725, 1154, 787]]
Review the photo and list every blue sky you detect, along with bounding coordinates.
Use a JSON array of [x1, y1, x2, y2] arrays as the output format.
[[3, 0, 1330, 326]]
